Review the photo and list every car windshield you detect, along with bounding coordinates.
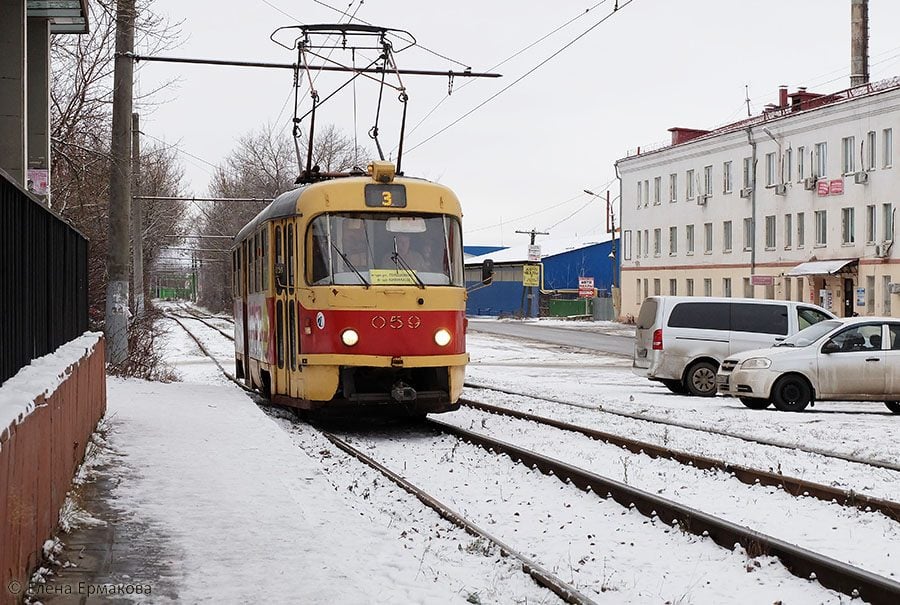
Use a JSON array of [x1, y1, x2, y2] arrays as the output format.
[[776, 319, 842, 347], [307, 212, 464, 287]]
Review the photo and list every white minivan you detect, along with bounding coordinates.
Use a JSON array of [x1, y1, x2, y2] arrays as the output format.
[[633, 296, 835, 396]]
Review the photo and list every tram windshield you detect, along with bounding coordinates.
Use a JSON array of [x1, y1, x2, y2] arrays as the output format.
[[308, 213, 464, 287]]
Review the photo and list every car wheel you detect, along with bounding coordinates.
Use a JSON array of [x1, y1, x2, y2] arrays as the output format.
[[739, 397, 771, 410], [661, 379, 689, 394], [885, 401, 900, 414], [685, 361, 718, 397], [771, 375, 812, 412]]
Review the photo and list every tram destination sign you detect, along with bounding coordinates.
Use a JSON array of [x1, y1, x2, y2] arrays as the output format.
[[365, 184, 407, 208]]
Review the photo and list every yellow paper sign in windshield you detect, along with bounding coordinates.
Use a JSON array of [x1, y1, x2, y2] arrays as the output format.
[[370, 269, 418, 285], [522, 264, 540, 287]]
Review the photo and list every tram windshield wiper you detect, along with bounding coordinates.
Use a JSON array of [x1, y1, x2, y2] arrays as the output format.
[[330, 241, 370, 287], [391, 237, 425, 289]]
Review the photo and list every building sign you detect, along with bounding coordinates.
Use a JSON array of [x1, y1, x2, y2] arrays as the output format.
[[527, 244, 542, 263], [829, 178, 844, 195], [816, 180, 829, 196], [856, 287, 866, 307], [27, 169, 48, 195], [578, 276, 595, 298], [819, 289, 833, 310], [750, 274, 774, 286], [522, 264, 540, 287]]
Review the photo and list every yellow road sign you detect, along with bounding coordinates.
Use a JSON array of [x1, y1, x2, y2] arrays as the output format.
[[522, 264, 540, 287]]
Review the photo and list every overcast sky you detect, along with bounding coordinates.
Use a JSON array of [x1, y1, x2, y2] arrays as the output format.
[[137, 0, 900, 246]]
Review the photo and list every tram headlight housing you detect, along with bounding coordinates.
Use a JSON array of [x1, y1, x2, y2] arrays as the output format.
[[434, 328, 452, 347], [341, 329, 359, 347]]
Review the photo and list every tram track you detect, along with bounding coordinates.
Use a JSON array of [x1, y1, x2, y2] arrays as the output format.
[[466, 382, 900, 473], [459, 397, 900, 522]]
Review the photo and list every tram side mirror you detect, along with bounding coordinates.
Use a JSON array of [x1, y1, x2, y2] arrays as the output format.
[[482, 259, 494, 285], [275, 262, 287, 289]]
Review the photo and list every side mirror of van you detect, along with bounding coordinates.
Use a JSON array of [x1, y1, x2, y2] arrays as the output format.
[[482, 259, 494, 285]]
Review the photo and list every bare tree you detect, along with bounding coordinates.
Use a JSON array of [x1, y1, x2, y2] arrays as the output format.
[[196, 124, 369, 312]]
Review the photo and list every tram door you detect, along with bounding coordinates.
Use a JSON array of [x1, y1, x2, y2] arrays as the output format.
[[241, 240, 250, 384], [273, 221, 298, 397]]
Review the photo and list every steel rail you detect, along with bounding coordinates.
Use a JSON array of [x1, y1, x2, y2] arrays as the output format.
[[171, 312, 235, 341], [428, 418, 900, 604], [460, 398, 900, 522], [164, 313, 248, 391], [465, 382, 900, 472], [320, 431, 597, 605]]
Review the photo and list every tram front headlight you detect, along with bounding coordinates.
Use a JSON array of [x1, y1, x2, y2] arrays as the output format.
[[434, 328, 452, 347], [341, 329, 359, 347]]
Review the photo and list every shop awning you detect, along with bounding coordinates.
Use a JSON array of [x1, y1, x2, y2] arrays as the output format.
[[785, 258, 857, 276]]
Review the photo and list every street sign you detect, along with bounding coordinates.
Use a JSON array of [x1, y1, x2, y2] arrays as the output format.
[[817, 180, 829, 196], [578, 276, 594, 298], [829, 178, 844, 195], [527, 244, 541, 263], [522, 265, 540, 286]]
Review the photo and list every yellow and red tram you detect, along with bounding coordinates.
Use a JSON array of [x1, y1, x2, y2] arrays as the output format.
[[232, 162, 468, 414]]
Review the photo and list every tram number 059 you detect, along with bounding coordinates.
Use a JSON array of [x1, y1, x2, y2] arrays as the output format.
[[372, 315, 421, 329]]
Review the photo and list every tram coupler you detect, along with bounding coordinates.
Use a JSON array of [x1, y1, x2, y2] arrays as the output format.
[[391, 381, 417, 402]]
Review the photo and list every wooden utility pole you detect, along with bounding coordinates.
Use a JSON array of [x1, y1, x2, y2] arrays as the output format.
[[131, 112, 144, 318], [515, 228, 548, 318], [105, 0, 135, 363]]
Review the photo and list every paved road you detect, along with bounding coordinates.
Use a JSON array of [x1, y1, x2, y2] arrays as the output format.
[[468, 321, 634, 357]]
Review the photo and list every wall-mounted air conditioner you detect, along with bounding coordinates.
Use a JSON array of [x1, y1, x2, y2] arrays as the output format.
[[854, 171, 869, 185], [774, 184, 787, 196], [697, 194, 709, 206], [803, 177, 817, 190], [739, 187, 752, 199], [889, 282, 900, 294]]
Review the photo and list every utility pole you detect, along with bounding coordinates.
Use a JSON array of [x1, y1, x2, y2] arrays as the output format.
[[131, 112, 144, 318], [515, 228, 548, 318], [105, 0, 135, 363]]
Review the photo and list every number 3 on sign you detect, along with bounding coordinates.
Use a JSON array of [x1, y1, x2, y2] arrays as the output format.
[[382, 191, 393, 206]]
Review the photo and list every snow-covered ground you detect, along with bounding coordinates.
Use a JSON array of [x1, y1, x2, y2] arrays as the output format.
[[53, 309, 897, 603]]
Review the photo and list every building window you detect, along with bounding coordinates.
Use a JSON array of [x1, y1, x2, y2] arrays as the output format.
[[643, 229, 649, 256], [883, 203, 894, 241], [723, 278, 732, 298], [669, 278, 677, 296], [637, 181, 643, 208], [814, 142, 827, 177], [636, 230, 642, 257], [743, 217, 753, 251], [686, 224, 695, 255], [884, 128, 893, 168], [784, 277, 792, 302], [723, 220, 733, 252], [643, 278, 648, 300], [703, 278, 712, 296], [884, 275, 892, 314], [704, 222, 713, 254], [623, 230, 632, 260], [866, 131, 876, 171], [669, 226, 677, 255], [815, 210, 827, 246], [723, 161, 733, 193], [797, 146, 805, 181], [653, 278, 661, 295], [644, 179, 650, 205], [797, 212, 805, 248], [867, 275, 875, 314], [765, 152, 776, 186], [866, 205, 876, 243], [653, 176, 662, 205], [686, 169, 695, 200], [841, 136, 856, 174], [654, 228, 661, 256], [686, 278, 694, 296], [841, 207, 855, 244], [669, 173, 677, 202], [742, 157, 752, 188], [784, 214, 792, 249], [743, 277, 753, 298], [703, 165, 713, 196], [784, 148, 792, 182], [765, 215, 776, 249]]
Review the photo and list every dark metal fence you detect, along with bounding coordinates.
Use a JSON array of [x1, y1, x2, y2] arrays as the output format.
[[0, 170, 89, 384]]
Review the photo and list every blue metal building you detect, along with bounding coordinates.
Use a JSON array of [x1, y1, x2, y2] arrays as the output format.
[[463, 237, 619, 317]]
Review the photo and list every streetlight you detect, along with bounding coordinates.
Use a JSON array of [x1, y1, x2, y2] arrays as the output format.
[[584, 189, 617, 288]]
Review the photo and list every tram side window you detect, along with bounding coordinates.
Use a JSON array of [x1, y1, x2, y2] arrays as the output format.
[[253, 233, 260, 292], [232, 250, 238, 296], [309, 220, 330, 284], [287, 223, 295, 291], [261, 229, 269, 291], [275, 226, 283, 292]]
